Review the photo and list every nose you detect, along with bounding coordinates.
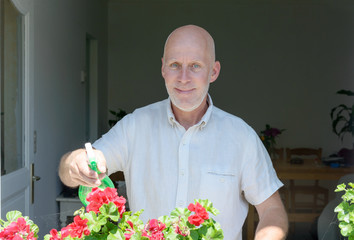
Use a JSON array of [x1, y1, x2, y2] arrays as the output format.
[[178, 66, 190, 83]]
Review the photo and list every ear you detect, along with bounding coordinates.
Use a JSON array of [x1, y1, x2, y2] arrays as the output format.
[[210, 61, 221, 83], [161, 57, 165, 78]]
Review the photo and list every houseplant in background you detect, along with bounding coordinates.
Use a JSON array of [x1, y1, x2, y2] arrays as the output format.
[[0, 187, 223, 240], [330, 89, 354, 165], [259, 124, 285, 158], [108, 109, 127, 128]]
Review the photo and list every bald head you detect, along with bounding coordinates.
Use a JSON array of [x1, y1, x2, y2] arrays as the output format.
[[163, 25, 216, 62]]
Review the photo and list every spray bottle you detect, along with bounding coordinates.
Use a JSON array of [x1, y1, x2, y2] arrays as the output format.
[[78, 142, 115, 206]]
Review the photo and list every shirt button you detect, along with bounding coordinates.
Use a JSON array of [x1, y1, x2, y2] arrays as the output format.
[[179, 201, 184, 207], [220, 178, 225, 183], [180, 170, 185, 176]]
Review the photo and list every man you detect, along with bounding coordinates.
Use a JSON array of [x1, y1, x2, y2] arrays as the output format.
[[59, 25, 288, 239]]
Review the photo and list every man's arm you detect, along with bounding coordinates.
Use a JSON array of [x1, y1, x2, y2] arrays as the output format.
[[254, 191, 288, 240], [58, 148, 107, 188]]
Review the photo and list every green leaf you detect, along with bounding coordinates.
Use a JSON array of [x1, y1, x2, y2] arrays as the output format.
[[163, 229, 179, 239], [204, 225, 224, 240], [6, 210, 22, 223], [195, 199, 220, 216], [74, 207, 85, 216], [85, 211, 107, 232], [130, 231, 143, 240], [339, 221, 353, 236], [107, 228, 125, 240], [158, 215, 172, 226], [337, 90, 354, 96], [335, 183, 347, 192], [98, 202, 119, 222], [343, 189, 354, 202], [171, 208, 191, 220], [85, 234, 102, 240], [190, 229, 199, 240]]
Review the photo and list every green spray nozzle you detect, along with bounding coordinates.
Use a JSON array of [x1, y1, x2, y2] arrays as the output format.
[[78, 142, 115, 206], [85, 142, 100, 174]]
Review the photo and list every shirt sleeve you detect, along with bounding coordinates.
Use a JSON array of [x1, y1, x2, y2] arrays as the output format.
[[241, 129, 283, 205], [92, 114, 132, 176]]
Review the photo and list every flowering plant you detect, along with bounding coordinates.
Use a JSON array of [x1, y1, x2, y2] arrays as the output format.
[[0, 211, 39, 240], [0, 187, 223, 240], [259, 124, 285, 154]]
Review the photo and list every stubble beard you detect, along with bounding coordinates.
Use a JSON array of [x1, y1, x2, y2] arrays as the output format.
[[167, 83, 210, 112]]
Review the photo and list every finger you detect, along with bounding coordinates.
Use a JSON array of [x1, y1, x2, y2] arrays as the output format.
[[72, 163, 101, 186], [72, 176, 101, 187], [77, 164, 101, 185], [98, 172, 107, 181], [78, 160, 99, 178], [74, 152, 100, 180], [95, 150, 107, 174]]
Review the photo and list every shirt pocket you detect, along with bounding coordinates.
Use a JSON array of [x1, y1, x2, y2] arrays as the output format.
[[198, 170, 237, 206]]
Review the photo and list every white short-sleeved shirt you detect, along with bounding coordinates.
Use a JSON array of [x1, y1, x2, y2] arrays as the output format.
[[93, 96, 283, 240]]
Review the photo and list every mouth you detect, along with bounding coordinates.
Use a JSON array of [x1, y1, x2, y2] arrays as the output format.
[[175, 88, 195, 94]]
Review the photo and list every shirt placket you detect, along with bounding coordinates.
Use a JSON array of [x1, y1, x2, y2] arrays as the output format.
[[175, 128, 194, 208]]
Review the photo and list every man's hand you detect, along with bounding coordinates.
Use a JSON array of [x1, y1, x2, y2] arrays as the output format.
[[59, 148, 107, 188], [254, 191, 288, 240]]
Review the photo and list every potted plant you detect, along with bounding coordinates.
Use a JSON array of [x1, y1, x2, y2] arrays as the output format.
[[259, 124, 285, 158], [0, 187, 224, 240], [330, 89, 354, 164], [108, 109, 127, 128], [334, 182, 354, 239]]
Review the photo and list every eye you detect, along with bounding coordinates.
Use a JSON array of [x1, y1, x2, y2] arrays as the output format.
[[169, 63, 179, 69], [191, 63, 201, 70]]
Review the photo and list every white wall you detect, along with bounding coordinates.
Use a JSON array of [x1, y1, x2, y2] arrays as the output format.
[[107, 0, 354, 157], [32, 0, 107, 237]]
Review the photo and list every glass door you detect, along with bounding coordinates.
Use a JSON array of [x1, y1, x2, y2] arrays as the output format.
[[1, 0, 31, 218]]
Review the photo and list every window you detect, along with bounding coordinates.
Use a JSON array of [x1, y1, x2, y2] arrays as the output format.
[[1, 0, 24, 175]]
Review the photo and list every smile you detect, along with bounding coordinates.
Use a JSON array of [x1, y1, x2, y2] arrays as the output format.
[[175, 88, 195, 94]]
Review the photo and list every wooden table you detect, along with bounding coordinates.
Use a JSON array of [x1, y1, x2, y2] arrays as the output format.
[[273, 159, 354, 180]]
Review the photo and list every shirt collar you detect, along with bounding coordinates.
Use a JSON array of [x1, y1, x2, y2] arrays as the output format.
[[167, 94, 213, 129]]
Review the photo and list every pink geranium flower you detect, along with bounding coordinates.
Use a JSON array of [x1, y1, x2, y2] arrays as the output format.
[[187, 202, 209, 226], [48, 229, 60, 240], [0, 217, 37, 240], [142, 219, 166, 240], [60, 215, 90, 239], [124, 220, 136, 240], [86, 187, 126, 217]]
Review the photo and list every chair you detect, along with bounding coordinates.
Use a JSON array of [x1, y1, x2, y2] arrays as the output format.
[[286, 148, 329, 219], [272, 147, 285, 161]]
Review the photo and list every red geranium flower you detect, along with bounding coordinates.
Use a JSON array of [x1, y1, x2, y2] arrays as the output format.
[[124, 220, 136, 240], [175, 225, 189, 237], [86, 187, 126, 217], [142, 219, 166, 240], [187, 202, 209, 226], [0, 217, 37, 240], [60, 215, 90, 239], [48, 229, 60, 240]]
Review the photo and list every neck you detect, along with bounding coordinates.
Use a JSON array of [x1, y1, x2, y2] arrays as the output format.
[[171, 97, 209, 130]]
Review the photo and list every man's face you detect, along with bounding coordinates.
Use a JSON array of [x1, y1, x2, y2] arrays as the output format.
[[161, 34, 219, 112]]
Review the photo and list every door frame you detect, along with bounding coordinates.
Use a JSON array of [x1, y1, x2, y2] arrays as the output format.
[[1, 0, 34, 218]]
